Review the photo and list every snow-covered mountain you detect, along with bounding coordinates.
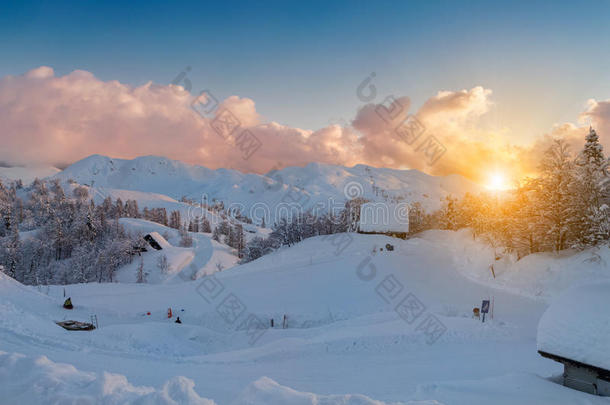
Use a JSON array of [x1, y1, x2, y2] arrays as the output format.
[[52, 155, 481, 218]]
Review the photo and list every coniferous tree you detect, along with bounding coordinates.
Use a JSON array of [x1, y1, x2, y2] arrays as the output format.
[[536, 139, 577, 251], [136, 257, 146, 283], [114, 198, 124, 218], [200, 217, 212, 233], [573, 127, 610, 247], [169, 210, 182, 229], [157, 254, 170, 274], [179, 224, 193, 247], [212, 226, 221, 242]]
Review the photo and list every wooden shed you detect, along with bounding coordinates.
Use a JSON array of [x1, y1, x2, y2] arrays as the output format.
[[143, 232, 170, 251]]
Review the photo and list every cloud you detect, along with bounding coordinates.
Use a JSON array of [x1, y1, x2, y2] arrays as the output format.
[[0, 67, 365, 173], [348, 86, 513, 181], [581, 98, 610, 147], [0, 67, 207, 168], [0, 67, 600, 185], [418, 86, 492, 120]]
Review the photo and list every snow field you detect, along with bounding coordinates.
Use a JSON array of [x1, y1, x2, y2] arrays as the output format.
[[0, 231, 608, 403]]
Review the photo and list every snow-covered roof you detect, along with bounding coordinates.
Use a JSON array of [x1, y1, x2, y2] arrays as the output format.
[[537, 282, 610, 371], [359, 202, 409, 233], [146, 231, 171, 249]]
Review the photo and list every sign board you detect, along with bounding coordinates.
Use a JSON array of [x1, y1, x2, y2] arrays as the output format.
[[481, 300, 490, 314]]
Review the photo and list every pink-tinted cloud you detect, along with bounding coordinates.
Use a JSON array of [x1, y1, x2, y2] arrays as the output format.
[[0, 67, 602, 184], [0, 67, 365, 173], [581, 98, 610, 148]]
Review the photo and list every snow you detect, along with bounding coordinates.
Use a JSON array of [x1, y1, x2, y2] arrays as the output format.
[[52, 155, 482, 218], [0, 351, 216, 404], [3, 229, 609, 404], [115, 218, 239, 283], [232, 377, 441, 404], [59, 183, 270, 241], [537, 282, 610, 371], [147, 231, 171, 249], [427, 229, 610, 300], [359, 202, 409, 233], [1, 351, 449, 405]]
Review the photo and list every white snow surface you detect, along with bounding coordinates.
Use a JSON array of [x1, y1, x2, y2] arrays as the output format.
[[0, 350, 216, 405], [1, 230, 609, 404], [537, 282, 610, 371], [116, 218, 238, 283]]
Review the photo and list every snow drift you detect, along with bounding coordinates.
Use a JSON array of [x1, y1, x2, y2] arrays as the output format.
[[232, 377, 442, 405], [0, 351, 216, 405], [537, 282, 610, 371]]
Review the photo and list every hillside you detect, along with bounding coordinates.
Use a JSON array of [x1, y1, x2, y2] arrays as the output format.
[[1, 231, 608, 404], [116, 218, 239, 283]]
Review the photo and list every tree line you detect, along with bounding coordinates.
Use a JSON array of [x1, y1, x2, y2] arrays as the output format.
[[0, 178, 247, 284], [242, 128, 609, 262], [436, 128, 609, 256]]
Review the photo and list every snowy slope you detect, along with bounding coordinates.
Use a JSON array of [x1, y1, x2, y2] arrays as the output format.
[[52, 155, 481, 218], [3, 231, 608, 404], [58, 181, 269, 240], [436, 229, 610, 300], [116, 218, 239, 283]]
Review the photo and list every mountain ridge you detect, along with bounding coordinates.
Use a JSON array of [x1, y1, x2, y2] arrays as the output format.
[[51, 154, 482, 215]]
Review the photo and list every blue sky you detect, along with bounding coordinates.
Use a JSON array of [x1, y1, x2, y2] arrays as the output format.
[[1, 0, 610, 144]]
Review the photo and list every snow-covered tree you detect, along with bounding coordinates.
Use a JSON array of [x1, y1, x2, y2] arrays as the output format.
[[157, 254, 170, 274], [241, 236, 279, 263], [228, 224, 246, 256], [572, 127, 610, 247], [200, 217, 211, 233], [169, 210, 182, 229], [179, 225, 193, 247], [212, 226, 221, 242], [0, 225, 20, 279], [439, 195, 462, 231], [536, 139, 577, 251], [341, 197, 369, 232], [136, 257, 146, 283]]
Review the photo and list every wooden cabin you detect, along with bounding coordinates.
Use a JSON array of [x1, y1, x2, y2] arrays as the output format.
[[143, 232, 170, 251]]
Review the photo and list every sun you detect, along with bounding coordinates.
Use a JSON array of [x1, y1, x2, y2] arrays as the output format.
[[486, 172, 510, 191]]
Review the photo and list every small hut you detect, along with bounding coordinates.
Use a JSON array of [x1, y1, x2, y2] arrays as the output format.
[[143, 232, 170, 251], [358, 202, 409, 239], [537, 282, 610, 396]]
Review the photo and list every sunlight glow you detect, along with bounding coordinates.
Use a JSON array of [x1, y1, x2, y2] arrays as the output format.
[[486, 172, 510, 191]]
